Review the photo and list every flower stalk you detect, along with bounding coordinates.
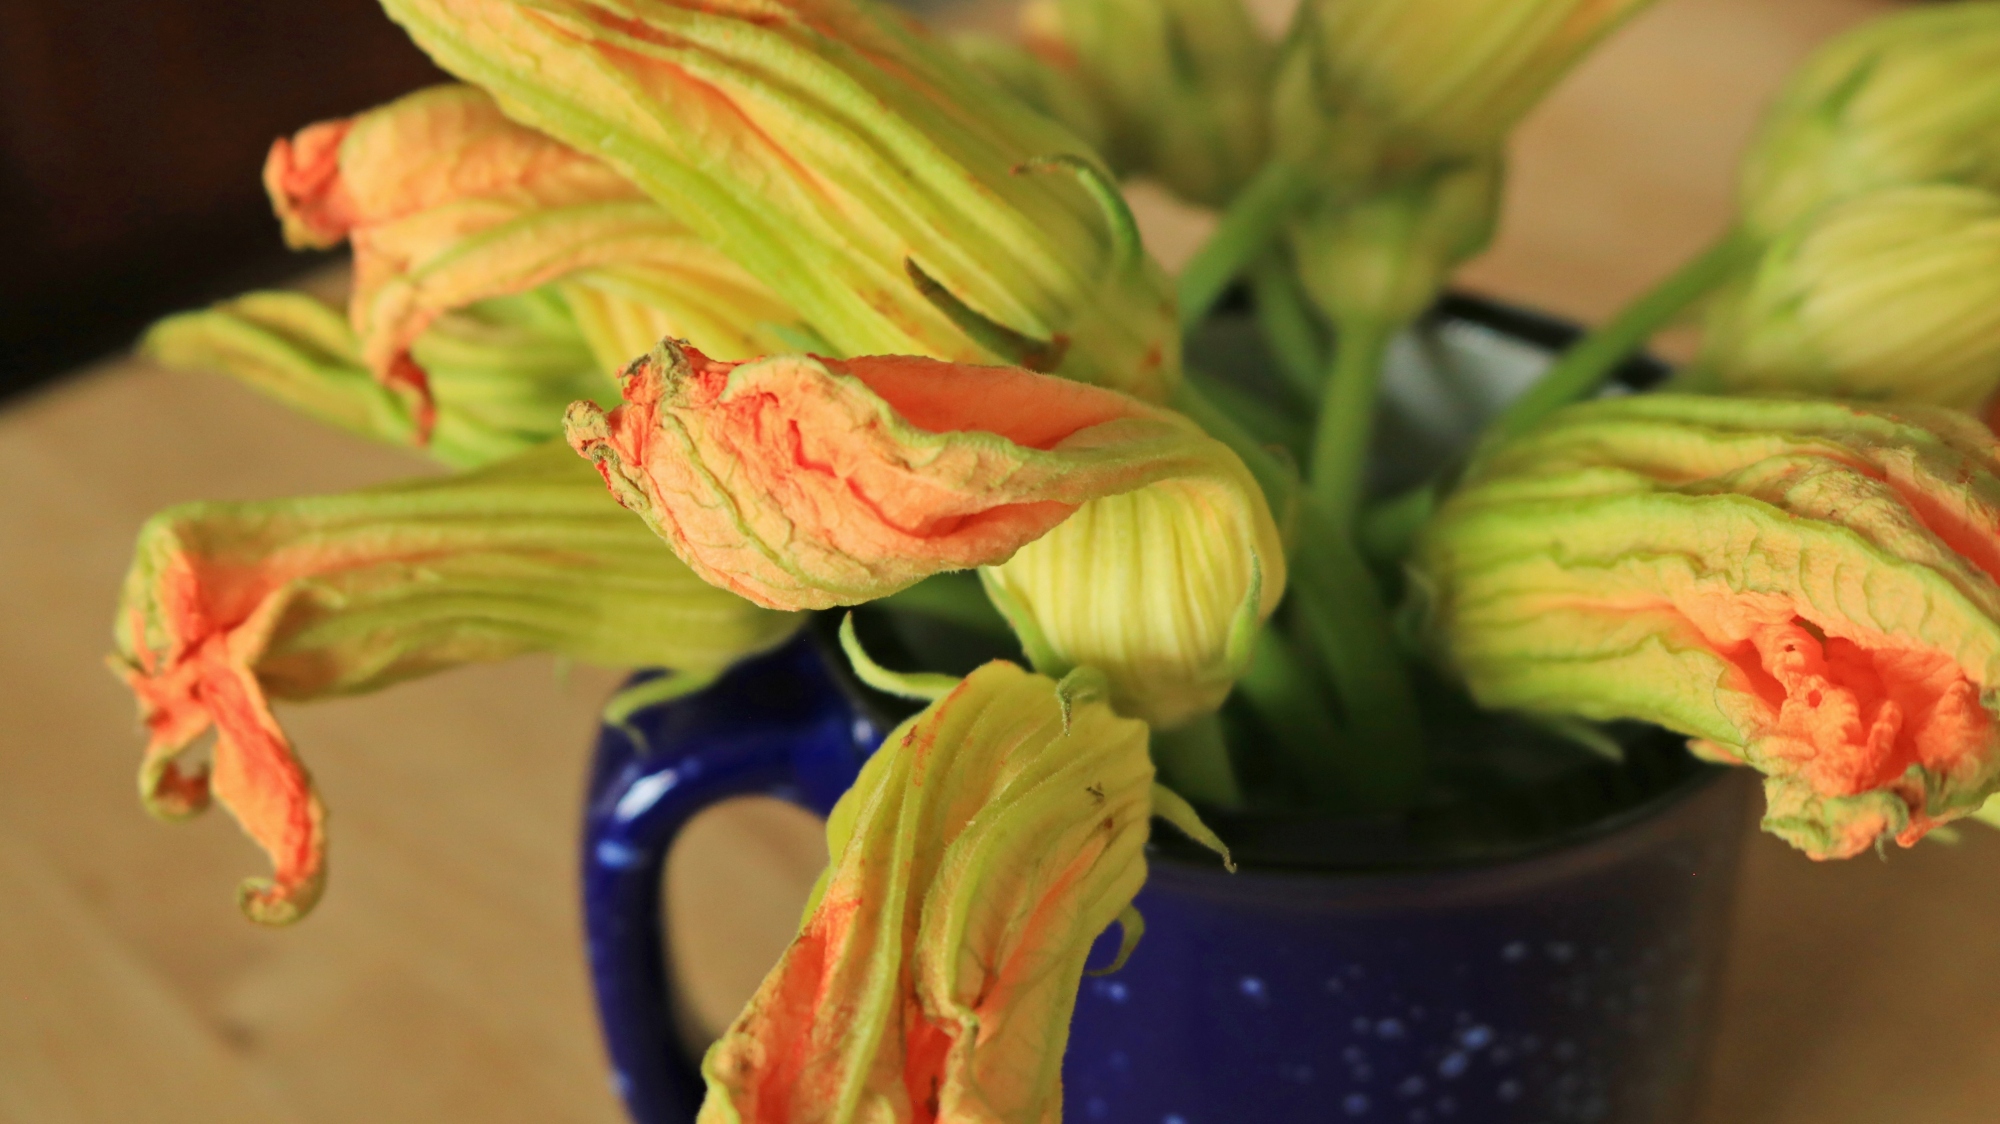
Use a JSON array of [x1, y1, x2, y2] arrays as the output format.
[[1490, 228, 1752, 441]]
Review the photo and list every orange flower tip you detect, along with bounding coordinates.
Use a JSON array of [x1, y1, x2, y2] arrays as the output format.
[[383, 353, 438, 442], [264, 118, 357, 250]]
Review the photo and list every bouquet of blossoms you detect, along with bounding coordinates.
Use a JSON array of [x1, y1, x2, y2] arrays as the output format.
[[118, 0, 2000, 1118]]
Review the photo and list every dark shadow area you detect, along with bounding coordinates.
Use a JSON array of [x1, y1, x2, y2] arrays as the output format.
[[0, 0, 443, 399]]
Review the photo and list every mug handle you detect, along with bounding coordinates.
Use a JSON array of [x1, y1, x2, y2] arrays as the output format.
[[580, 631, 880, 1124]]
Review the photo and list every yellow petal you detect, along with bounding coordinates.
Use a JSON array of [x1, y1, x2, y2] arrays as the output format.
[[698, 661, 1153, 1123]]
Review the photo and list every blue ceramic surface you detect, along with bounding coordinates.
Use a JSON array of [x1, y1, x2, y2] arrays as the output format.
[[581, 628, 1750, 1124], [1062, 776, 1748, 1124], [581, 634, 883, 1123]]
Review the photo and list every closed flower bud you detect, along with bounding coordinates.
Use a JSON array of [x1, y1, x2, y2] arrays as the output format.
[[1272, 0, 1655, 171], [379, 0, 1180, 401], [1697, 185, 2000, 412], [1020, 0, 1273, 207], [1412, 394, 2000, 859], [982, 475, 1279, 730], [263, 84, 805, 435], [113, 440, 796, 923], [698, 661, 1152, 1124], [565, 340, 1282, 728], [1287, 159, 1503, 330], [1741, 2, 2000, 237], [1269, 0, 1643, 331]]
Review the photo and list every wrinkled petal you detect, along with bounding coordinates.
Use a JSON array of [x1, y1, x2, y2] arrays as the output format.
[[113, 440, 797, 922], [263, 83, 803, 433], [565, 340, 1281, 726], [1413, 394, 2000, 857], [697, 662, 1153, 1124], [378, 0, 1179, 400]]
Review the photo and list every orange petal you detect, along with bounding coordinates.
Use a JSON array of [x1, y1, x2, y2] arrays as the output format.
[[1418, 393, 2000, 857], [697, 662, 1153, 1122], [566, 340, 1203, 611], [264, 84, 647, 429], [112, 441, 797, 922], [117, 547, 329, 924], [264, 119, 357, 249], [196, 640, 329, 925]]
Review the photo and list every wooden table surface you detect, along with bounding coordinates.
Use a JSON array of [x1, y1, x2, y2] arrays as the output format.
[[7, 1, 2000, 1121]]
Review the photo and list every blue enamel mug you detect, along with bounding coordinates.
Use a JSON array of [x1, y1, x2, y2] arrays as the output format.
[[578, 297, 1756, 1124]]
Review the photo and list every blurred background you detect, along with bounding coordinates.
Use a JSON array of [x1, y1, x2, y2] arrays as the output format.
[[0, 0, 440, 392], [6, 1, 2000, 1123]]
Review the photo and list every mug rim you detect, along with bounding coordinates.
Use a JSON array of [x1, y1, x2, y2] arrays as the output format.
[[1145, 761, 1738, 883]]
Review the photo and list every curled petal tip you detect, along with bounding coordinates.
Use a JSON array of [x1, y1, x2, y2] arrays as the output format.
[[263, 119, 356, 250], [237, 865, 327, 928], [618, 337, 693, 402], [562, 398, 611, 448], [140, 759, 212, 821]]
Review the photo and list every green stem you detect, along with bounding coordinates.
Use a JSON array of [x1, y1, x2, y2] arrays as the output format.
[[1289, 505, 1426, 807], [1184, 368, 1310, 460], [1309, 315, 1397, 531], [1172, 381, 1425, 808], [1151, 713, 1244, 809], [1359, 482, 1439, 567], [1178, 162, 1310, 331], [1248, 254, 1328, 400], [1489, 229, 1751, 441], [1236, 627, 1351, 806]]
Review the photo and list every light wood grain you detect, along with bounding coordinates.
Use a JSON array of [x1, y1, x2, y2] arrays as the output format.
[[6, 1, 1999, 1121]]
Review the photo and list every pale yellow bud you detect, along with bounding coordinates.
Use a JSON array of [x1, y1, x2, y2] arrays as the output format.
[[1269, 0, 1641, 329], [980, 444, 1284, 732], [1288, 159, 1503, 330], [1742, 2, 2000, 237], [1700, 184, 2000, 412], [1272, 0, 1655, 171]]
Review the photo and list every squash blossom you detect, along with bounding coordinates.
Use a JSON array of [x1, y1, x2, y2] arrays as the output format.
[[1694, 185, 2000, 413], [1412, 394, 2000, 859], [146, 287, 617, 471], [376, 0, 1181, 402], [1270, 0, 1653, 327], [112, 441, 795, 923], [565, 339, 1283, 728], [698, 661, 1151, 1124], [1739, 0, 2000, 239], [1019, 0, 1273, 207], [260, 83, 802, 427]]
